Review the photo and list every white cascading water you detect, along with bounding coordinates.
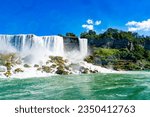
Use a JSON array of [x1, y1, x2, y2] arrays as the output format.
[[0, 35, 16, 53], [0, 34, 64, 64], [0, 34, 64, 56], [65, 38, 88, 63], [0, 34, 88, 64], [79, 38, 88, 57], [42, 36, 64, 56]]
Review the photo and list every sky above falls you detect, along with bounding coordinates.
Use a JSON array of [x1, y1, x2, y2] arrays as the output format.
[[0, 0, 150, 36]]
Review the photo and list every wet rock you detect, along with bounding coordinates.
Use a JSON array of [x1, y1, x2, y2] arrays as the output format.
[[84, 55, 94, 63], [80, 67, 90, 74], [65, 66, 70, 70], [14, 68, 24, 73], [42, 66, 52, 73], [5, 62, 12, 71], [49, 56, 65, 65], [56, 66, 69, 75], [4, 70, 12, 77], [90, 69, 98, 73], [0, 53, 21, 66], [51, 64, 57, 68], [34, 64, 39, 67], [24, 64, 31, 68], [37, 67, 42, 71]]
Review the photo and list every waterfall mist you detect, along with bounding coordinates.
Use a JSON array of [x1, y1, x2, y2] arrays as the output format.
[[65, 38, 88, 63], [0, 35, 17, 54], [0, 34, 88, 64], [0, 35, 65, 64]]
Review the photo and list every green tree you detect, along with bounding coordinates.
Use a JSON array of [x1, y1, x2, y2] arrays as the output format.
[[66, 33, 77, 37]]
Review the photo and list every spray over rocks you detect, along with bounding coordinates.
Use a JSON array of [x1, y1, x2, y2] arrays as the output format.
[[0, 34, 116, 78]]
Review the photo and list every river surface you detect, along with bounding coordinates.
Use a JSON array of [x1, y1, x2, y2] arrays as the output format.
[[0, 72, 150, 100]]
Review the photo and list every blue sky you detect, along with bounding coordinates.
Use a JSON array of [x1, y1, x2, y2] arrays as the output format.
[[0, 0, 150, 36]]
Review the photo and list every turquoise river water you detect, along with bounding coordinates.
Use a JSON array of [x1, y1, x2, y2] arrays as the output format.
[[0, 72, 150, 100]]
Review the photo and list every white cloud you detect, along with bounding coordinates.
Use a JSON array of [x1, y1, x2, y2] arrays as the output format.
[[82, 24, 94, 30], [82, 19, 101, 31], [95, 20, 101, 25], [126, 19, 150, 32], [87, 19, 93, 24]]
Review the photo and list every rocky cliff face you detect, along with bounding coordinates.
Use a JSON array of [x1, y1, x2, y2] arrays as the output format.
[[88, 38, 150, 51], [63, 37, 79, 51], [88, 38, 133, 49], [144, 40, 150, 50]]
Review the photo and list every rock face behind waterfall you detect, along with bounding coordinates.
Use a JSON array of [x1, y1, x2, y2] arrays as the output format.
[[88, 38, 132, 49]]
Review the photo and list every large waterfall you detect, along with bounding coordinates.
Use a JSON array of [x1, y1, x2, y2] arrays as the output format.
[[0, 34, 88, 64], [0, 34, 64, 56]]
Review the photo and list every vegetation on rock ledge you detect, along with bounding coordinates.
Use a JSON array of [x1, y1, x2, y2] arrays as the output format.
[[82, 28, 150, 70]]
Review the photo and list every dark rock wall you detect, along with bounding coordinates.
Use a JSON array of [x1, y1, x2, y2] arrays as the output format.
[[144, 40, 150, 50], [63, 37, 79, 51], [88, 38, 131, 49]]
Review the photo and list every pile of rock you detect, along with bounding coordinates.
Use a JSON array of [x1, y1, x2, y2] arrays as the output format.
[[34, 56, 72, 75], [80, 66, 98, 74], [0, 53, 22, 77]]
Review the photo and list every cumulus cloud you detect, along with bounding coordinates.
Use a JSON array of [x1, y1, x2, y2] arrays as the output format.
[[87, 19, 93, 24], [82, 24, 94, 30], [95, 20, 101, 25], [126, 19, 150, 32], [82, 19, 101, 31]]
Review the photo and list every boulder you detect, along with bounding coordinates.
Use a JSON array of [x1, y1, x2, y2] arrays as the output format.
[[4, 71, 12, 77], [14, 68, 24, 73], [37, 67, 42, 71], [34, 64, 39, 67], [51, 64, 57, 68], [80, 67, 90, 74], [56, 66, 69, 75], [24, 64, 31, 68], [42, 66, 52, 73], [5, 62, 12, 71]]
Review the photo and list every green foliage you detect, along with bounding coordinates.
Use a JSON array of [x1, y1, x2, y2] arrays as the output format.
[[66, 32, 77, 37], [117, 48, 135, 60], [93, 48, 119, 57], [80, 30, 99, 39], [80, 28, 150, 43], [86, 47, 150, 70], [144, 50, 150, 61], [132, 45, 145, 60]]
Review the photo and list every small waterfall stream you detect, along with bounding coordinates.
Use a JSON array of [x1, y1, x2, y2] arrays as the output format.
[[79, 38, 88, 57]]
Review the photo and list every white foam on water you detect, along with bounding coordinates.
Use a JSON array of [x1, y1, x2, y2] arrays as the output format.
[[79, 61, 122, 74]]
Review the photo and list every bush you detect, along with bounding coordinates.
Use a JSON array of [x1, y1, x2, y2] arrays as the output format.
[[93, 48, 119, 57]]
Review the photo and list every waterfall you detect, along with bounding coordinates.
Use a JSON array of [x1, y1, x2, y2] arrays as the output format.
[[42, 36, 64, 56], [79, 38, 88, 57], [0, 34, 87, 64], [0, 35, 16, 53], [0, 34, 64, 56]]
